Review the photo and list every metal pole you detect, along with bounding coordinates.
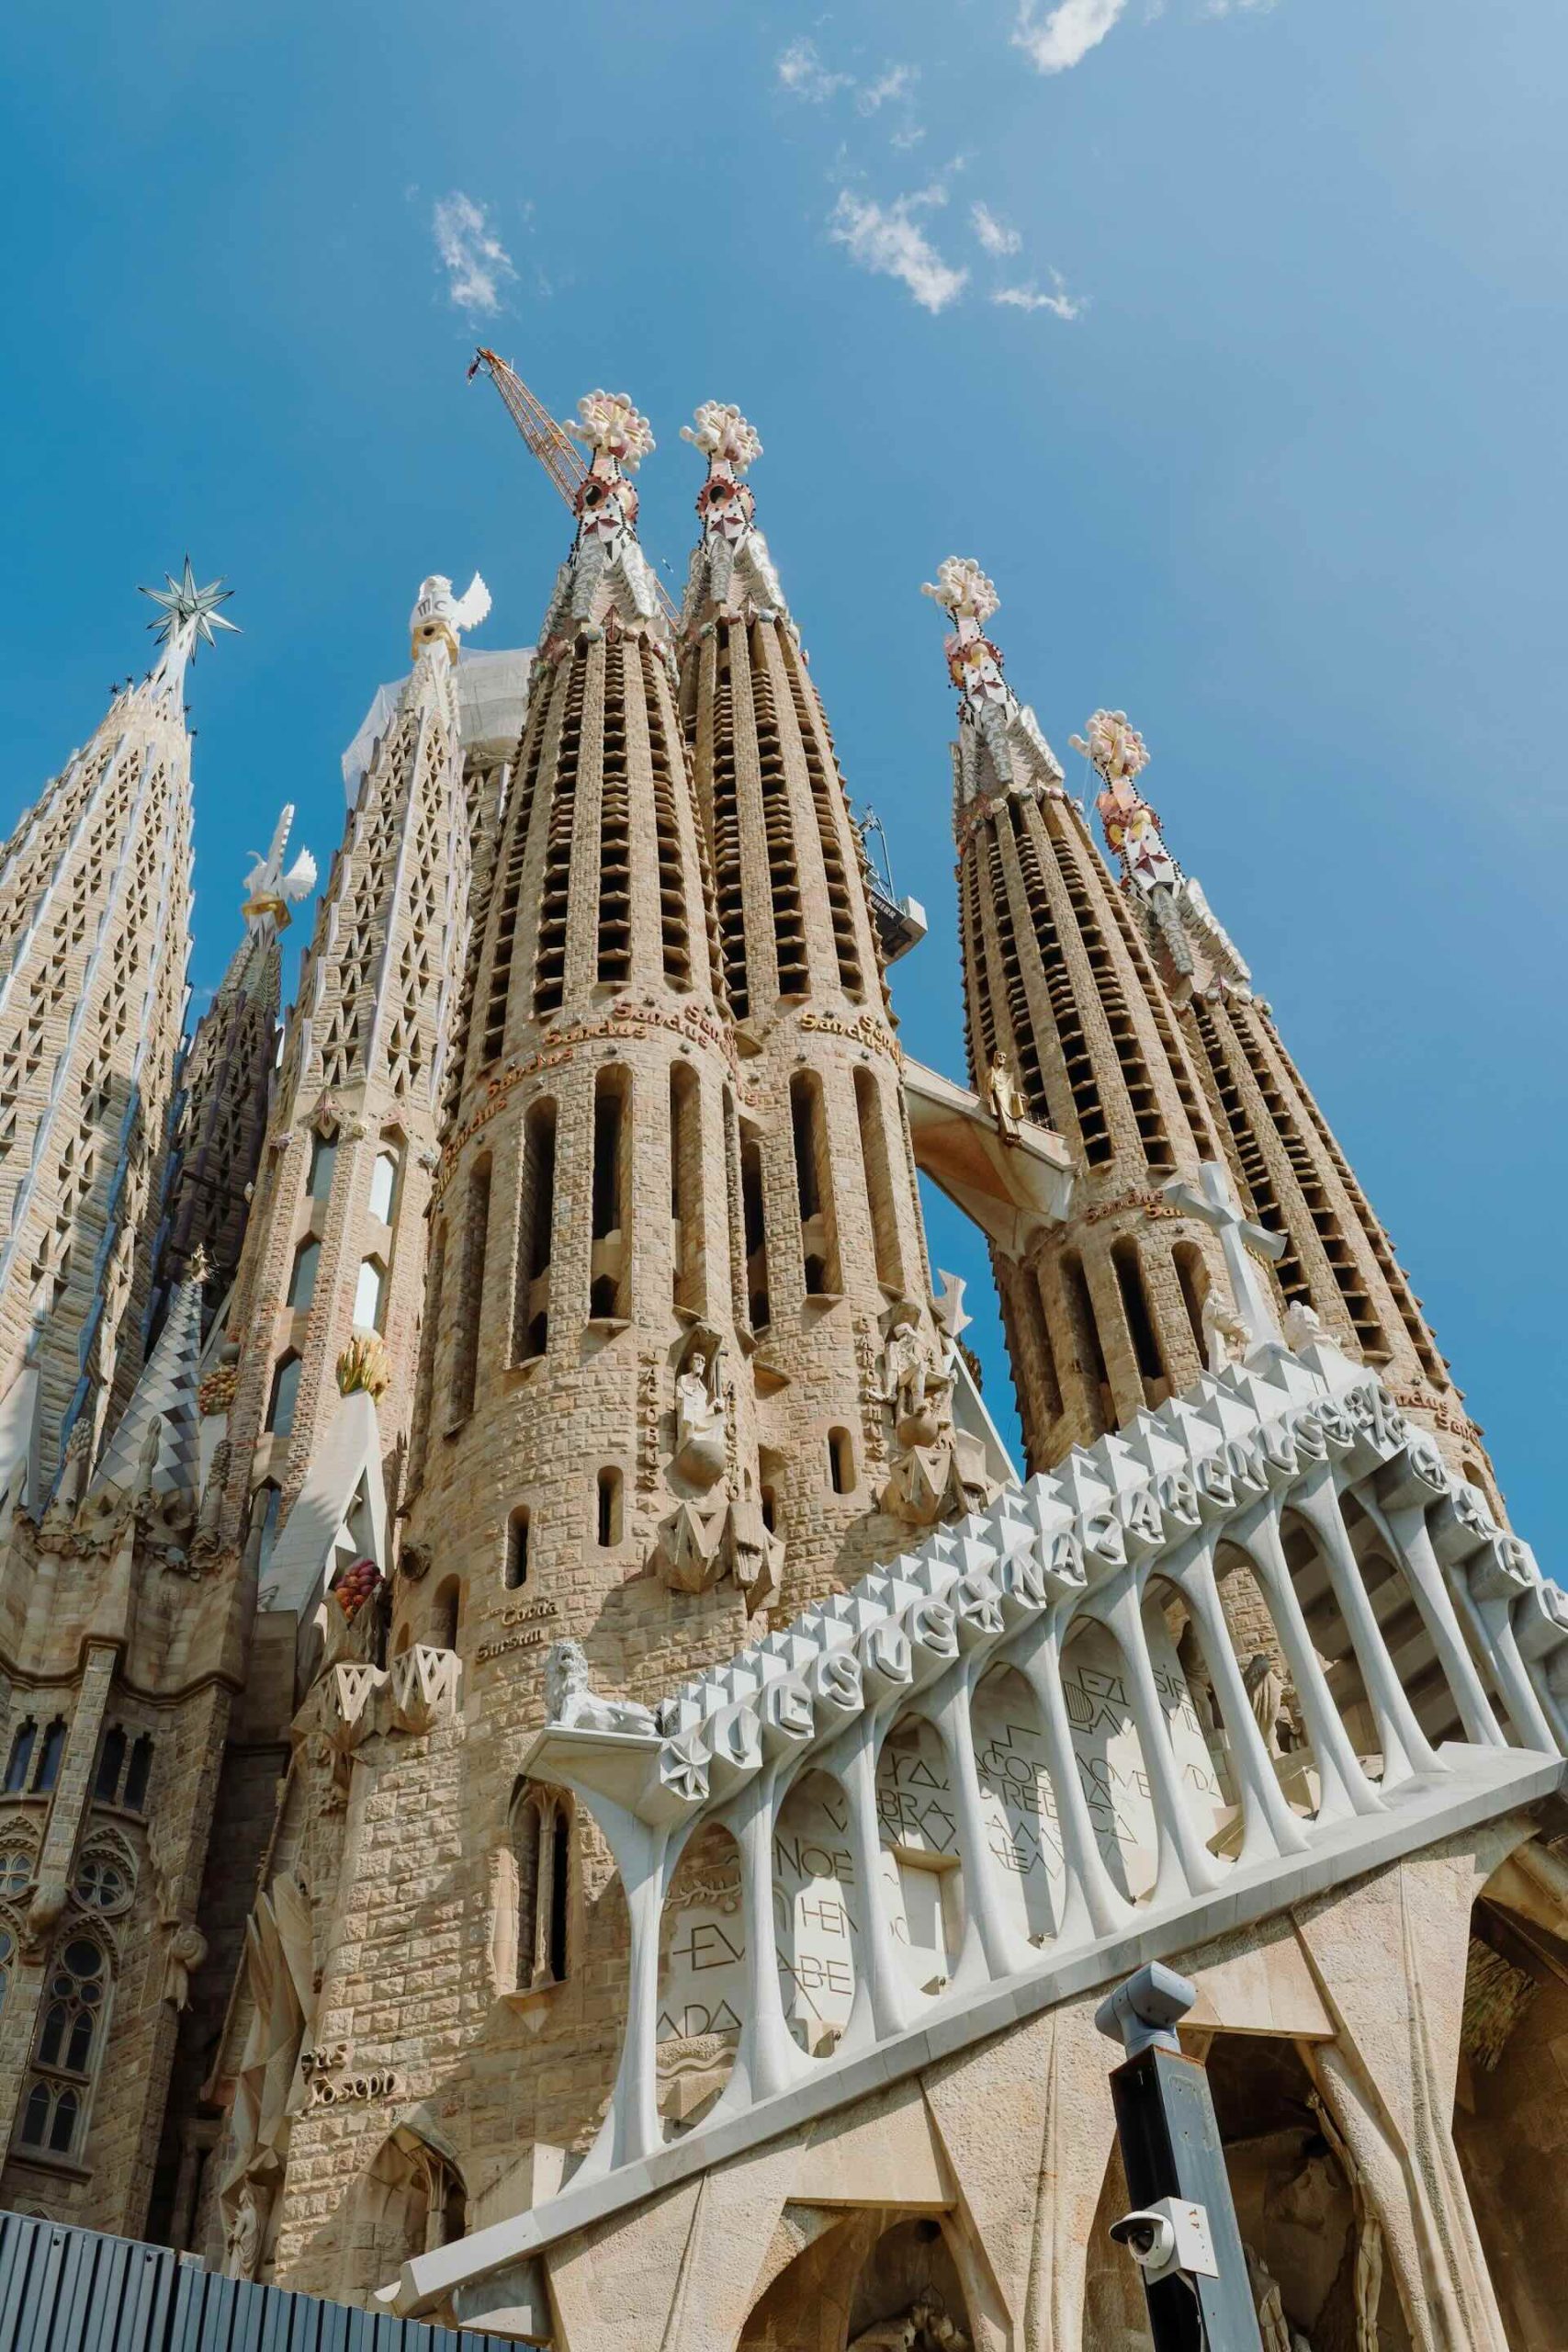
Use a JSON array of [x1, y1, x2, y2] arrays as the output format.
[[1094, 1962, 1265, 2352]]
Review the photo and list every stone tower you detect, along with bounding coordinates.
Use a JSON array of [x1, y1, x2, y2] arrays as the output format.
[[0, 564, 228, 1498], [405, 389, 765, 1667], [209, 571, 490, 1611], [680, 407, 985, 1603], [0, 1248, 251, 2243], [156, 808, 316, 1323], [1077, 702, 1496, 1495], [925, 558, 1232, 1472]]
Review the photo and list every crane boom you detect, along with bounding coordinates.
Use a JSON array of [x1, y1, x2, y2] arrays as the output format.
[[468, 347, 587, 513], [466, 347, 682, 628]]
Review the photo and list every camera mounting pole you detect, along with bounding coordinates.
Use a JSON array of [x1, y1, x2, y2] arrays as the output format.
[[1095, 1963, 1266, 2352]]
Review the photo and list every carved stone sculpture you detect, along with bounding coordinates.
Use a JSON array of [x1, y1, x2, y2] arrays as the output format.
[[1244, 1652, 1289, 1758], [543, 1638, 656, 1736], [163, 1919, 209, 2009], [1202, 1283, 1251, 1374], [672, 1331, 728, 1489], [1283, 1299, 1327, 1353], [225, 2181, 262, 2281], [881, 1308, 953, 1451], [985, 1047, 1025, 1143]]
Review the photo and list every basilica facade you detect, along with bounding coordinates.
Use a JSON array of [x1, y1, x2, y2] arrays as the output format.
[[0, 399, 1561, 2352]]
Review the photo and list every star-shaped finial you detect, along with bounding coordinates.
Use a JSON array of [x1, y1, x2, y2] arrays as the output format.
[[140, 558, 240, 662]]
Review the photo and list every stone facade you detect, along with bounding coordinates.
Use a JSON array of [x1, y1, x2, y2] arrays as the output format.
[[0, 433, 1559, 2352]]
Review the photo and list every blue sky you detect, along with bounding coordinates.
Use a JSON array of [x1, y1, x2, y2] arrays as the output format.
[[2, 0, 1562, 1539]]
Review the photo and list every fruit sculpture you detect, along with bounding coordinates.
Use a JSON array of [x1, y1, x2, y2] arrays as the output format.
[[334, 1557, 382, 1623]]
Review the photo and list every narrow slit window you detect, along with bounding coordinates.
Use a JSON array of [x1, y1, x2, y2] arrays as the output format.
[[450, 1157, 491, 1422], [514, 1099, 557, 1361], [828, 1428, 854, 1496], [853, 1067, 903, 1294], [1112, 1238, 1166, 1389], [669, 1063, 705, 1314], [740, 1125, 770, 1330], [505, 1507, 530, 1591], [596, 1466, 623, 1548]]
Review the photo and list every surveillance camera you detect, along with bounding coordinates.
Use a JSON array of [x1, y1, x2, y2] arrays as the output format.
[[1110, 2210, 1178, 2274], [1109, 2198, 1218, 2282]]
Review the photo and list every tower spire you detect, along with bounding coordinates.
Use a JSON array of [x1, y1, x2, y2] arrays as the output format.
[[537, 390, 666, 640], [925, 556, 1232, 1466], [0, 572, 209, 1478], [138, 557, 239, 707], [209, 567, 485, 1605], [158, 810, 316, 1310], [680, 412, 987, 1584]]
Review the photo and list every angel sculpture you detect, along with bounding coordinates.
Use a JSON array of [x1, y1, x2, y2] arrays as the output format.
[[242, 806, 317, 935]]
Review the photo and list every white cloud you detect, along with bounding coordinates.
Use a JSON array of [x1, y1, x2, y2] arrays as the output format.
[[992, 271, 1085, 320], [1201, 0, 1277, 14], [829, 188, 969, 314], [970, 201, 1022, 257], [1014, 0, 1130, 73], [858, 62, 918, 113], [776, 37, 852, 101], [890, 121, 928, 150], [432, 192, 516, 317]]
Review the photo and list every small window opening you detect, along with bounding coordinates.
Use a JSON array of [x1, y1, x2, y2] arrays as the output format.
[[505, 1508, 530, 1591], [827, 1429, 854, 1497], [122, 1736, 153, 1813], [35, 1719, 66, 1794], [596, 1466, 623, 1548]]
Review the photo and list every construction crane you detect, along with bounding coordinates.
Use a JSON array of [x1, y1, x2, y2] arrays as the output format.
[[467, 347, 682, 627]]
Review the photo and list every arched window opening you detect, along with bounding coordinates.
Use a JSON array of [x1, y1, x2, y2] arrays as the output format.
[[790, 1073, 840, 1296], [722, 1084, 749, 1332], [513, 1098, 557, 1363], [287, 1238, 320, 1311], [1174, 1241, 1210, 1363], [511, 1781, 573, 1992], [123, 1736, 153, 1814], [368, 1146, 400, 1224], [5, 1719, 37, 1795], [433, 1577, 461, 1654], [739, 1125, 770, 1330], [853, 1069, 904, 1295], [22, 1935, 108, 2159], [94, 1727, 127, 1805], [354, 1256, 387, 1333], [1111, 1238, 1167, 1398], [760, 1485, 777, 1534], [590, 1069, 630, 1320], [596, 1466, 623, 1548], [828, 1428, 854, 1497], [307, 1130, 337, 1201], [449, 1155, 491, 1424], [34, 1719, 66, 1795], [669, 1063, 706, 1315], [504, 1508, 530, 1591], [1060, 1253, 1111, 1437], [266, 1352, 301, 1440]]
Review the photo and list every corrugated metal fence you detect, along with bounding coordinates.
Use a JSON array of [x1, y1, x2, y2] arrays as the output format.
[[0, 2213, 520, 2352]]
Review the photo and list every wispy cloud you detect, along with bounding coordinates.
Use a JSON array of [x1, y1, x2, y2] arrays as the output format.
[[829, 187, 969, 315], [858, 62, 918, 113], [432, 192, 516, 316], [776, 37, 852, 101], [971, 201, 1022, 258], [1014, 0, 1130, 73], [992, 271, 1085, 320]]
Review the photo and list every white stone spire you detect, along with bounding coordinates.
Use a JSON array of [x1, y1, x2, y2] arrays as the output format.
[[540, 390, 666, 638], [680, 400, 785, 620], [138, 558, 239, 706], [921, 557, 1063, 808], [87, 1250, 205, 1505]]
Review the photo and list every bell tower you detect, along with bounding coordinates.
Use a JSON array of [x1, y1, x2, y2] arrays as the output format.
[[1080, 705, 1497, 1496], [926, 558, 1232, 1472], [680, 409, 987, 1604], [403, 389, 765, 1704]]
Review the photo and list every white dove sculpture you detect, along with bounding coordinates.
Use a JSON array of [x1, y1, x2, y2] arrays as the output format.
[[409, 571, 491, 656], [243, 805, 318, 934]]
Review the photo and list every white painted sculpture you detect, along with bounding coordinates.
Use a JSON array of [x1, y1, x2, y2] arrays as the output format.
[[544, 1638, 656, 1736]]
